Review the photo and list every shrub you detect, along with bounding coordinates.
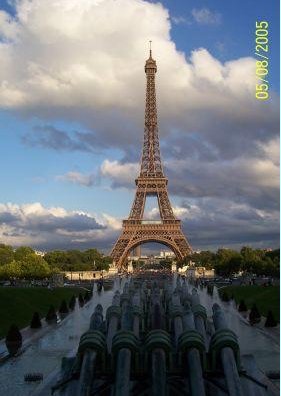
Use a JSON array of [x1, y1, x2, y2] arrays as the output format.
[[220, 291, 230, 302], [5, 324, 22, 356], [78, 293, 84, 307], [265, 310, 277, 327], [249, 303, 261, 325], [30, 312, 42, 329], [59, 300, 69, 315], [207, 284, 214, 296], [238, 299, 247, 312], [46, 305, 57, 324], [69, 295, 76, 311], [84, 290, 91, 302]]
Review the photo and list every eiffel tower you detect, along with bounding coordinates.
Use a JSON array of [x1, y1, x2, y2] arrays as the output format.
[[111, 45, 192, 268]]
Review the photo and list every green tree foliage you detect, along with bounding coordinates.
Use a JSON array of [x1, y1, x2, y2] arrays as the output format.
[[44, 251, 69, 269], [44, 248, 111, 271], [14, 246, 35, 261], [0, 244, 14, 266], [19, 254, 51, 279], [181, 247, 279, 278], [0, 260, 22, 278], [0, 244, 112, 279], [0, 252, 51, 279]]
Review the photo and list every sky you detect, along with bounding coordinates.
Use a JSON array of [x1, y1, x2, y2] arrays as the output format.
[[0, 0, 279, 254]]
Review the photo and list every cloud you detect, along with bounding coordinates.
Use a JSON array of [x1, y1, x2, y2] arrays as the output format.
[[0, 0, 279, 250], [171, 15, 190, 25], [0, 202, 120, 251], [140, 199, 279, 250], [0, 199, 277, 253], [165, 146, 279, 211], [98, 135, 280, 212], [100, 159, 139, 188], [179, 199, 279, 250], [56, 171, 96, 187], [22, 125, 92, 152], [0, 0, 277, 154], [191, 8, 221, 25]]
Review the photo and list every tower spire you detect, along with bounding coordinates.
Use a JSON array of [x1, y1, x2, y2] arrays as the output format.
[[142, 43, 162, 177]]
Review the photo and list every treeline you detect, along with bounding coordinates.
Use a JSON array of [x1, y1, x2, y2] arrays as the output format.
[[44, 249, 111, 271], [180, 246, 279, 277], [0, 244, 111, 279]]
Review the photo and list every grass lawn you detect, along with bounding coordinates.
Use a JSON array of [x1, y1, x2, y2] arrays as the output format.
[[222, 285, 280, 321], [0, 287, 86, 339]]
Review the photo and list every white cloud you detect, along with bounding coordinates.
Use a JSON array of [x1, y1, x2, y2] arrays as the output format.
[[171, 15, 190, 25], [259, 136, 280, 166], [0, 0, 278, 250], [191, 8, 221, 25], [56, 171, 96, 187], [100, 159, 138, 187], [0, 202, 119, 251], [0, 0, 275, 130], [98, 137, 279, 208]]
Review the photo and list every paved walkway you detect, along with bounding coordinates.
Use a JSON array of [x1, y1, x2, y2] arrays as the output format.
[[0, 318, 57, 363]]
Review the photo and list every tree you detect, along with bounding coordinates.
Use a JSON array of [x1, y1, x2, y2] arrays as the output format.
[[190, 251, 216, 269], [220, 290, 230, 302], [0, 244, 14, 266], [84, 290, 92, 302], [14, 246, 35, 261], [0, 260, 22, 279], [228, 254, 242, 274], [240, 246, 263, 274], [238, 299, 247, 312], [30, 312, 42, 328], [59, 300, 69, 315], [44, 250, 69, 270], [265, 310, 277, 327], [5, 324, 22, 356], [19, 254, 51, 279], [46, 305, 57, 324], [83, 248, 103, 269], [66, 250, 85, 271], [43, 248, 112, 272], [69, 295, 76, 311], [249, 303, 261, 325], [78, 293, 84, 307], [95, 256, 111, 271], [214, 249, 242, 276]]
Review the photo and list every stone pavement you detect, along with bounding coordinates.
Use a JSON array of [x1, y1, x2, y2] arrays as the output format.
[[0, 318, 55, 363]]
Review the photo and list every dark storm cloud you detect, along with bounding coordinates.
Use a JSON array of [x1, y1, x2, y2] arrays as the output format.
[[27, 213, 105, 232], [0, 212, 19, 223], [0, 203, 117, 252], [166, 157, 279, 211], [1, 211, 104, 232], [180, 198, 279, 250], [22, 125, 93, 152]]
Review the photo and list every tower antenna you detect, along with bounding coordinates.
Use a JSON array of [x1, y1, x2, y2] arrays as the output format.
[[149, 40, 152, 57]]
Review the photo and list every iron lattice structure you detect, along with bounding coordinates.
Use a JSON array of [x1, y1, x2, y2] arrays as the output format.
[[111, 49, 192, 268]]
